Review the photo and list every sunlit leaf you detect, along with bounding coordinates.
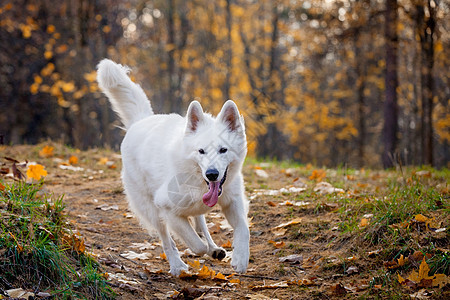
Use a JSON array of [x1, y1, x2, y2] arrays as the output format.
[[26, 164, 48, 180]]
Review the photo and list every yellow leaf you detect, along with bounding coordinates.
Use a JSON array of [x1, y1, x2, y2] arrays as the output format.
[[398, 254, 405, 267], [214, 272, 226, 281], [102, 25, 111, 33], [432, 273, 449, 288], [34, 75, 43, 84], [69, 155, 78, 165], [309, 169, 326, 182], [26, 164, 48, 180], [62, 81, 75, 92], [359, 218, 369, 227], [44, 50, 53, 60], [418, 257, 431, 280], [398, 273, 405, 284], [414, 214, 429, 223], [268, 240, 285, 248], [229, 278, 241, 284], [47, 24, 55, 33], [198, 265, 214, 279], [98, 157, 109, 165], [39, 145, 54, 157], [84, 71, 97, 82], [187, 260, 201, 270]]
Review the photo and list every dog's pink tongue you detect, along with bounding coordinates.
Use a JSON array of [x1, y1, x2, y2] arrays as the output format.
[[203, 182, 219, 207]]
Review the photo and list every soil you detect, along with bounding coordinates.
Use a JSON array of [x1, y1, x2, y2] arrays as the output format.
[[2, 145, 449, 299]]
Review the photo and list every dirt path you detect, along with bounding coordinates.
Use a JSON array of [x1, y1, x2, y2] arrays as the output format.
[[4, 145, 448, 299]]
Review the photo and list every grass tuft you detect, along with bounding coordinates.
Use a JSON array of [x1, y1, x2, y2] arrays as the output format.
[[0, 180, 115, 299]]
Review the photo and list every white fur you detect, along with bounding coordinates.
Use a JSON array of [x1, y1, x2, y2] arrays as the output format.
[[97, 59, 249, 275]]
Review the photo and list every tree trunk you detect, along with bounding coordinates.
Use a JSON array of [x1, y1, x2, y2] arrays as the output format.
[[416, 0, 436, 166], [382, 0, 399, 168]]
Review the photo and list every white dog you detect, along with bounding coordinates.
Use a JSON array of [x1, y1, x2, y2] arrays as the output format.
[[97, 59, 249, 275]]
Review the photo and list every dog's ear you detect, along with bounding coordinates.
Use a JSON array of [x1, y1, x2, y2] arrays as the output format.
[[186, 101, 204, 133], [218, 100, 242, 132]]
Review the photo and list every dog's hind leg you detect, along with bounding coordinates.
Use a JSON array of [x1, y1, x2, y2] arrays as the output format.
[[194, 215, 226, 260]]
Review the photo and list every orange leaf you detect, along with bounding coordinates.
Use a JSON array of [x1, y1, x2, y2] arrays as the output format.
[[267, 201, 277, 207], [187, 260, 201, 270], [214, 272, 227, 281], [398, 254, 405, 267], [159, 253, 167, 260], [39, 145, 54, 158], [221, 240, 232, 249], [359, 218, 369, 227], [98, 157, 109, 165], [69, 155, 78, 165], [269, 240, 285, 248], [229, 278, 241, 284], [26, 164, 48, 180], [414, 214, 429, 223], [309, 169, 326, 181], [0, 182, 5, 191]]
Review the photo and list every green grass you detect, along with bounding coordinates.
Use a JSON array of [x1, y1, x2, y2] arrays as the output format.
[[0, 180, 115, 299]]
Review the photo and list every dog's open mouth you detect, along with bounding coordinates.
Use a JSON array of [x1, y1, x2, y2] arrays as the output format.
[[202, 167, 228, 207]]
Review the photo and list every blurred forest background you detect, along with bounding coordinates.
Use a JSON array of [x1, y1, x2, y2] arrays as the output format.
[[0, 0, 448, 168]]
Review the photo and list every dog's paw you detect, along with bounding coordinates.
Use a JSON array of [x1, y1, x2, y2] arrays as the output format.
[[169, 260, 189, 276], [231, 252, 249, 273], [210, 247, 226, 260]]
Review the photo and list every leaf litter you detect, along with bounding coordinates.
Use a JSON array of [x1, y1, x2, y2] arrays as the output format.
[[2, 145, 449, 299]]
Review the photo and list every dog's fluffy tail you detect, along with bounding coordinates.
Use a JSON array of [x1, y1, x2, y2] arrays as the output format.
[[97, 59, 153, 129]]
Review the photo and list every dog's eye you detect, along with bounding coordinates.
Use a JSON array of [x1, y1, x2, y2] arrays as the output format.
[[198, 149, 205, 155], [219, 147, 228, 154]]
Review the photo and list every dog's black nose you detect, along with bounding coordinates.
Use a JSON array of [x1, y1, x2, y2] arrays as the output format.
[[205, 168, 219, 181]]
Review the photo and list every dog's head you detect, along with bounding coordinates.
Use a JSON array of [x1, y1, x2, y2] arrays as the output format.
[[184, 100, 247, 207]]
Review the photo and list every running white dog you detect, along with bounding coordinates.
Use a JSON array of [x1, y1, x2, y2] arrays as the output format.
[[97, 59, 249, 275]]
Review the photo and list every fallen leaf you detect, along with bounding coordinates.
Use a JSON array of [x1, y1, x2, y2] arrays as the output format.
[[255, 169, 269, 178], [313, 182, 344, 194], [121, 250, 152, 260], [39, 145, 54, 158], [59, 164, 84, 171], [26, 163, 48, 180], [69, 155, 78, 165], [221, 240, 232, 248], [279, 254, 303, 264], [309, 169, 326, 182], [272, 217, 302, 230], [267, 201, 277, 207], [359, 218, 369, 227], [96, 204, 119, 211], [268, 240, 285, 248], [188, 260, 201, 270], [330, 283, 347, 295], [251, 281, 289, 290], [130, 242, 156, 250], [109, 273, 140, 285], [0, 182, 5, 191], [272, 227, 287, 237], [159, 253, 167, 260], [6, 288, 35, 299], [415, 170, 431, 178], [398, 254, 405, 267], [346, 265, 359, 274], [368, 249, 382, 258]]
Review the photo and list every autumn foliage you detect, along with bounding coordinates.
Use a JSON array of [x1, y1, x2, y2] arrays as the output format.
[[0, 0, 448, 168]]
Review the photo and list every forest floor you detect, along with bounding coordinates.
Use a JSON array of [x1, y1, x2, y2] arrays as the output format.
[[1, 143, 449, 299]]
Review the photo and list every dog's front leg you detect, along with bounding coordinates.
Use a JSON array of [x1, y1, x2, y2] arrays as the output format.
[[194, 215, 226, 260], [165, 214, 209, 257], [222, 196, 250, 273]]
